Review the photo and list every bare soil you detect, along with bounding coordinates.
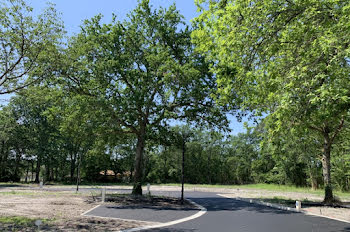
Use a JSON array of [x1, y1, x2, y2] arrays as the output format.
[[105, 194, 196, 210], [0, 189, 156, 231]]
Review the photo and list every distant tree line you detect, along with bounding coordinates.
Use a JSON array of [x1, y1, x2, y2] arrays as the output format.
[[1, 89, 350, 193]]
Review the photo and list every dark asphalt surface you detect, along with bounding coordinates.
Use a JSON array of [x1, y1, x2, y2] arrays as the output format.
[[12, 186, 350, 231], [145, 192, 350, 232], [82, 189, 350, 232], [86, 205, 199, 223]]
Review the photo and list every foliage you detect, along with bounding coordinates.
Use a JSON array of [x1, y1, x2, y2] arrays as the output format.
[[62, 0, 228, 194], [193, 0, 350, 202], [0, 0, 64, 94]]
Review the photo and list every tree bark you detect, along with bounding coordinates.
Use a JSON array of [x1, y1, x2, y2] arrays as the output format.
[[181, 139, 185, 204], [31, 160, 34, 182], [14, 148, 22, 181], [70, 153, 76, 182], [76, 153, 82, 192], [25, 160, 30, 183], [132, 127, 146, 195], [322, 131, 334, 203], [35, 158, 41, 183]]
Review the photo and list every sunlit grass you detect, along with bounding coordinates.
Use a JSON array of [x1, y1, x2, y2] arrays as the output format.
[[0, 190, 86, 196], [162, 183, 350, 198], [0, 216, 50, 226]]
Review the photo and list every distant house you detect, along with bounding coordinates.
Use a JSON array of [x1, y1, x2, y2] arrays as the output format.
[[99, 170, 134, 182], [99, 170, 116, 181]]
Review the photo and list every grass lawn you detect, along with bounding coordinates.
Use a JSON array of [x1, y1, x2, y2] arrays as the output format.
[[162, 183, 350, 198], [0, 216, 51, 231]]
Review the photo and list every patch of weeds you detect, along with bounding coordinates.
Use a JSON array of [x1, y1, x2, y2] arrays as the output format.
[[0, 216, 51, 226]]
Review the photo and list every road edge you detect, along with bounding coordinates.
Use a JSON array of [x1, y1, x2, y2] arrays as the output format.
[[217, 194, 350, 224], [119, 198, 207, 232]]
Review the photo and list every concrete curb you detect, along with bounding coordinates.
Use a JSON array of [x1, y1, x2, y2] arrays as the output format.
[[218, 194, 350, 224], [119, 199, 207, 232]]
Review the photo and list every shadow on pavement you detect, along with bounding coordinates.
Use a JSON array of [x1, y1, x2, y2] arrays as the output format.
[[0, 184, 23, 188], [189, 197, 295, 215], [331, 227, 350, 232], [144, 229, 196, 232], [106, 205, 199, 211]]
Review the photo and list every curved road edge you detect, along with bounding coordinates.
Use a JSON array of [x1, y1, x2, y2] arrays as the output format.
[[119, 199, 207, 232]]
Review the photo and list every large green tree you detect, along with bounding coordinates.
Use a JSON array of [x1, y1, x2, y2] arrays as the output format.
[[193, 0, 350, 203], [62, 0, 228, 194], [0, 0, 63, 94]]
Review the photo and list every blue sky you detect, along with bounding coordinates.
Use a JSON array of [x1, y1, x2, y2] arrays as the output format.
[[11, 0, 248, 135]]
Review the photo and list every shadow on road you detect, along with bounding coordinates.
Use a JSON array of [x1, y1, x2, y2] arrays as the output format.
[[0, 184, 23, 188], [331, 227, 350, 232], [106, 205, 199, 211], [189, 197, 295, 215], [144, 229, 195, 232]]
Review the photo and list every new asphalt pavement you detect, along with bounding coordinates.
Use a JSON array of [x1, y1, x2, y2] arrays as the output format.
[[86, 190, 350, 232]]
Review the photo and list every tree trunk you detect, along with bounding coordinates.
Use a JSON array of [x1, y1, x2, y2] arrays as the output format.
[[0, 141, 4, 179], [322, 132, 334, 203], [308, 164, 318, 190], [35, 158, 41, 183], [207, 149, 211, 184], [14, 148, 22, 181], [31, 160, 34, 182], [132, 128, 146, 195], [76, 153, 82, 192], [25, 160, 30, 183], [45, 162, 50, 182], [70, 153, 76, 182], [181, 139, 185, 204]]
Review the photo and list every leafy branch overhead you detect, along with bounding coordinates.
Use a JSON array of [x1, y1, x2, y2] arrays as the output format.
[[0, 0, 64, 94]]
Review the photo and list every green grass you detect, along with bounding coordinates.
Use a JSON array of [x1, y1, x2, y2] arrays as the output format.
[[2, 181, 350, 199], [0, 216, 50, 226], [256, 196, 324, 207], [161, 183, 350, 198], [0, 190, 86, 196]]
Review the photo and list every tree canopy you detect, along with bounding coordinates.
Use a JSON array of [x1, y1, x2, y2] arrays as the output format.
[[62, 0, 228, 194], [0, 0, 64, 94], [193, 0, 350, 202]]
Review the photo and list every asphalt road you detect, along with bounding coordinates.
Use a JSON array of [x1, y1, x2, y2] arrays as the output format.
[[20, 186, 350, 231], [143, 192, 350, 232]]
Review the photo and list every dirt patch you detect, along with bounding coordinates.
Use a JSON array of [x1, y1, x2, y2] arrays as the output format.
[[0, 190, 151, 231], [105, 194, 196, 210], [0, 217, 150, 231]]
